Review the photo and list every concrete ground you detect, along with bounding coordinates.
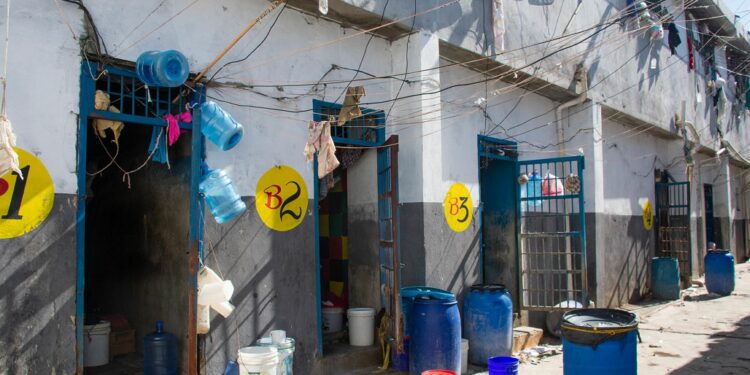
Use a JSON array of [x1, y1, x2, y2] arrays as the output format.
[[514, 261, 750, 375]]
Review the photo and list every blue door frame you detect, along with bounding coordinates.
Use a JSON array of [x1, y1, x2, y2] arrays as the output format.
[[75, 62, 205, 372], [311, 100, 401, 355]]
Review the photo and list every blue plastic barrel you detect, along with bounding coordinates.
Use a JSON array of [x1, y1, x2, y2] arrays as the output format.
[[201, 101, 244, 151], [144, 320, 178, 375], [651, 257, 680, 300], [463, 284, 513, 365], [705, 250, 735, 296], [199, 169, 247, 224], [410, 297, 461, 375], [136, 50, 189, 87], [488, 356, 519, 375], [390, 336, 409, 371], [561, 309, 638, 375], [401, 286, 455, 336]]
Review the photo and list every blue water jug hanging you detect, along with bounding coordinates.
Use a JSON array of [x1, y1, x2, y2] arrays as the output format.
[[136, 50, 190, 87], [200, 101, 244, 151], [200, 169, 247, 224], [144, 320, 178, 375]]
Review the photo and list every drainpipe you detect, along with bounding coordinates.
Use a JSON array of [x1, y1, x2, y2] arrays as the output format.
[[556, 64, 588, 156], [557, 64, 588, 302]]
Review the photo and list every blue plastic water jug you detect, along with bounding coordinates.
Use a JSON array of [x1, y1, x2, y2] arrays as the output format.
[[136, 50, 190, 87], [200, 101, 244, 151], [200, 169, 246, 224], [143, 320, 177, 375]]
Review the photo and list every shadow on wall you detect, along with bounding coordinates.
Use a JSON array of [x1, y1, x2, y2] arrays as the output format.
[[603, 215, 652, 308], [0, 196, 77, 373], [202, 197, 318, 374], [671, 315, 750, 374]]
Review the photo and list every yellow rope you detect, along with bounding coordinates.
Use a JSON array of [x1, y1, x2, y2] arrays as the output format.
[[562, 325, 638, 336]]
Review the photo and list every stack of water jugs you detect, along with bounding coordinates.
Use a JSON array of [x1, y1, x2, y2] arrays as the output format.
[[136, 50, 247, 224]]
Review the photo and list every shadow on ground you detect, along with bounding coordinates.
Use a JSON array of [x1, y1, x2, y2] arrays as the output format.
[[671, 315, 750, 374]]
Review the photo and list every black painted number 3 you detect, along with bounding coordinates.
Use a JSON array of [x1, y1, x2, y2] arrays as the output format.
[[448, 196, 470, 223], [3, 165, 30, 220]]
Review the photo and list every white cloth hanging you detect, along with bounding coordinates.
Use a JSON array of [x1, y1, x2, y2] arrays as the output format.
[[0, 115, 22, 178], [305, 120, 340, 179], [493, 0, 505, 51]]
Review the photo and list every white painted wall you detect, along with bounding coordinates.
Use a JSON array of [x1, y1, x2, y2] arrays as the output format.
[[3, 0, 83, 194], [86, 0, 397, 199]]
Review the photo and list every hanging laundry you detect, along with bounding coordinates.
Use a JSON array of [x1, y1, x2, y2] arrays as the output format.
[[717, 87, 727, 125], [148, 126, 169, 165], [686, 32, 695, 70], [337, 86, 366, 126], [493, 0, 505, 51], [0, 115, 22, 178], [164, 110, 192, 146], [305, 120, 340, 179], [93, 90, 125, 145], [667, 22, 681, 55], [541, 173, 564, 196]]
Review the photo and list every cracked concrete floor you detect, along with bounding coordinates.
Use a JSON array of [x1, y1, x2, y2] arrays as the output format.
[[516, 261, 750, 375]]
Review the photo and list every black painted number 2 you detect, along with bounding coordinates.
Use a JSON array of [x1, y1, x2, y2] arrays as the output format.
[[3, 165, 30, 220], [279, 181, 302, 221]]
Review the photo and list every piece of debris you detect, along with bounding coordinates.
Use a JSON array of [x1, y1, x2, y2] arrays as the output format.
[[653, 351, 681, 358], [691, 279, 704, 287], [518, 345, 562, 364], [649, 344, 661, 348]]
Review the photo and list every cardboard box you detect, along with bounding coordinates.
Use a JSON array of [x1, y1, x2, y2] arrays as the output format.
[[512, 326, 544, 354], [110, 329, 136, 358]]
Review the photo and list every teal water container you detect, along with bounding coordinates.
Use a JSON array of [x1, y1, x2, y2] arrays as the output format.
[[522, 171, 543, 207], [136, 50, 189, 87], [401, 286, 455, 336], [199, 169, 246, 224], [143, 320, 177, 375], [561, 309, 638, 375], [705, 250, 735, 296], [651, 257, 680, 300], [201, 101, 244, 151], [463, 284, 513, 365]]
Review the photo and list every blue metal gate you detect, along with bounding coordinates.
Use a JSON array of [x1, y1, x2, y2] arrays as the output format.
[[517, 156, 587, 310], [656, 181, 691, 285]]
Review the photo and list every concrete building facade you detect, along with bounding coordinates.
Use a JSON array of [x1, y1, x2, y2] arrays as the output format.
[[2, 0, 750, 374]]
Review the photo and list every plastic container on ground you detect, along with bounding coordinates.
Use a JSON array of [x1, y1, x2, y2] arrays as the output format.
[[651, 257, 680, 300], [705, 250, 735, 296], [545, 300, 583, 337], [421, 371, 456, 375], [238, 346, 279, 375], [463, 284, 513, 365], [460, 339, 468, 374], [200, 169, 247, 224], [224, 360, 239, 375], [322, 307, 343, 333], [83, 320, 111, 367], [410, 297, 461, 375], [561, 308, 638, 375], [255, 336, 295, 375], [136, 50, 189, 87], [347, 308, 375, 346], [488, 356, 519, 375], [401, 286, 455, 336], [144, 320, 178, 375], [390, 336, 409, 371], [201, 101, 245, 151]]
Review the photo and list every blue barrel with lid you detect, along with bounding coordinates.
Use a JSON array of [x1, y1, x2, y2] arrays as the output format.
[[201, 101, 244, 151], [561, 309, 638, 375], [410, 297, 461, 375], [401, 286, 455, 336], [136, 50, 189, 87], [651, 257, 680, 300], [144, 320, 178, 375], [199, 169, 246, 224], [463, 284, 513, 365], [705, 250, 735, 296]]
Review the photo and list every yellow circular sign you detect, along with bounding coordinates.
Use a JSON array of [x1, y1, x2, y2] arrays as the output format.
[[643, 199, 653, 231], [444, 183, 473, 232], [0, 148, 55, 238], [255, 165, 308, 232]]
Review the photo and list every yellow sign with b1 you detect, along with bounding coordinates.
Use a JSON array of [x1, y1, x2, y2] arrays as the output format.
[[0, 148, 55, 238], [443, 182, 473, 232], [255, 165, 308, 232]]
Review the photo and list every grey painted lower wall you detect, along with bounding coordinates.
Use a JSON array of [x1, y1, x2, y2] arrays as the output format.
[[203, 197, 318, 375], [0, 194, 77, 374]]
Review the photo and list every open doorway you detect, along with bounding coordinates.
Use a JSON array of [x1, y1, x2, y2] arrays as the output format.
[[78, 63, 201, 374]]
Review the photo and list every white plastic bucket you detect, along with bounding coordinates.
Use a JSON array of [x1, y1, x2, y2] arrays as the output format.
[[255, 337, 295, 375], [322, 307, 343, 333], [83, 321, 111, 367], [238, 346, 279, 375], [347, 308, 375, 346], [461, 338, 469, 374]]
